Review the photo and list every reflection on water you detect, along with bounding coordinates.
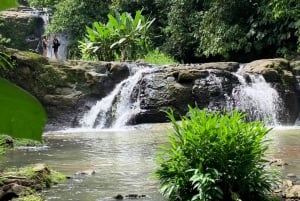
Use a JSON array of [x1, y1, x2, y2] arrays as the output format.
[[1, 125, 300, 201]]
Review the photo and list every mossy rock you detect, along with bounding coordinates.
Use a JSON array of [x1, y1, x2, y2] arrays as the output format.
[[0, 164, 66, 200], [0, 10, 44, 52], [290, 60, 300, 75]]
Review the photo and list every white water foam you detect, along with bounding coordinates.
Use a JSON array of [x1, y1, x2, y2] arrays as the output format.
[[228, 67, 283, 125]]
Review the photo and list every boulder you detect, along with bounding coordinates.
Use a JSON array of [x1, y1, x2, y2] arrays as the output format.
[[243, 58, 291, 83], [130, 66, 240, 124]]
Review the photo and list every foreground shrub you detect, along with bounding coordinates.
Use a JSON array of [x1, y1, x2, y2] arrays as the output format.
[[155, 107, 280, 201]]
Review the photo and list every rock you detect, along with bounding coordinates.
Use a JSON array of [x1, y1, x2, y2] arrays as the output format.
[[75, 170, 96, 176], [0, 10, 44, 52], [107, 62, 130, 82], [243, 58, 290, 82], [197, 62, 240, 72], [284, 185, 300, 199], [114, 194, 124, 200], [0, 191, 19, 201], [269, 158, 288, 166], [113, 194, 147, 200]]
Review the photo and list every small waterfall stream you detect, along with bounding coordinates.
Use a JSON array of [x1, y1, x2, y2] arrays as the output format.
[[34, 8, 69, 59], [80, 64, 153, 129], [228, 66, 283, 125], [20, 7, 69, 59]]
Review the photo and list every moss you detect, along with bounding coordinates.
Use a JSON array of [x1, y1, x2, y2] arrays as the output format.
[[16, 194, 45, 201], [35, 65, 67, 88], [3, 164, 66, 190], [16, 164, 66, 189]]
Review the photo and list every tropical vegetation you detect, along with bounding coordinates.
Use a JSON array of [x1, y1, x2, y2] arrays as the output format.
[[22, 0, 300, 62], [79, 10, 155, 61], [155, 107, 280, 201]]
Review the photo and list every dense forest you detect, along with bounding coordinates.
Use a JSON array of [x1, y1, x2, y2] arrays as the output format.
[[20, 0, 300, 63]]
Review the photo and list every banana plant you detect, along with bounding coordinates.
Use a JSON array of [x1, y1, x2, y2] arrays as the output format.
[[79, 10, 155, 61], [0, 0, 47, 141]]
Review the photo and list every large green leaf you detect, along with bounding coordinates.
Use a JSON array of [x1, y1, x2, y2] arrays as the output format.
[[0, 78, 47, 141], [0, 0, 18, 11]]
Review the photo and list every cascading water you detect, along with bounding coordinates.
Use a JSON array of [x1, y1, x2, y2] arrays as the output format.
[[227, 66, 283, 125], [37, 8, 69, 59], [80, 64, 153, 129], [19, 7, 69, 59], [80, 63, 284, 129]]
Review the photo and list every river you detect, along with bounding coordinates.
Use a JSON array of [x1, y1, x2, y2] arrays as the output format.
[[1, 124, 300, 201]]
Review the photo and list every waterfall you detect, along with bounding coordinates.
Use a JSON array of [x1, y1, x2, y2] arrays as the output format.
[[227, 67, 283, 125], [80, 63, 284, 129], [38, 8, 69, 59], [19, 7, 69, 59], [80, 64, 152, 129]]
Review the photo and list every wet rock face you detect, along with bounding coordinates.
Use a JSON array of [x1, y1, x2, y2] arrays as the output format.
[[0, 9, 45, 52], [131, 66, 241, 124]]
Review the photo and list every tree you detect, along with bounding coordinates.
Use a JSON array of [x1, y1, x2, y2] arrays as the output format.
[[195, 0, 299, 61], [269, 0, 300, 53], [162, 0, 203, 63], [0, 0, 47, 141], [27, 0, 59, 9]]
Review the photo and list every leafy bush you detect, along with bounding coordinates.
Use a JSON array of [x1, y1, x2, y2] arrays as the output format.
[[79, 10, 155, 61], [155, 106, 280, 201]]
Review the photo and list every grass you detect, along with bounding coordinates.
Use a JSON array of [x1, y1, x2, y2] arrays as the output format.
[[144, 48, 178, 65]]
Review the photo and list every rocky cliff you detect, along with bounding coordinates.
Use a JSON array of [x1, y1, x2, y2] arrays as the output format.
[[1, 48, 299, 130], [0, 7, 44, 53]]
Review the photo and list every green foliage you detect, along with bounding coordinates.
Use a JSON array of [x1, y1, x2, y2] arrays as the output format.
[[0, 0, 18, 10], [197, 1, 257, 59], [162, 0, 203, 62], [0, 78, 47, 141], [144, 48, 178, 65], [27, 0, 59, 9], [79, 10, 155, 61], [0, 52, 13, 70], [109, 0, 169, 47], [16, 194, 44, 201], [8, 164, 66, 188], [269, 0, 300, 53], [155, 107, 280, 201]]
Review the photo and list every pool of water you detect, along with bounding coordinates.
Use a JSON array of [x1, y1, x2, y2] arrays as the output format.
[[1, 125, 300, 201]]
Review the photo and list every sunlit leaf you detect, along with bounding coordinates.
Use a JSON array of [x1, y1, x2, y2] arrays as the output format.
[[0, 78, 47, 141]]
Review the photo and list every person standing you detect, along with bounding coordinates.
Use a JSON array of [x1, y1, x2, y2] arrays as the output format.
[[52, 34, 60, 59], [42, 35, 48, 57]]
